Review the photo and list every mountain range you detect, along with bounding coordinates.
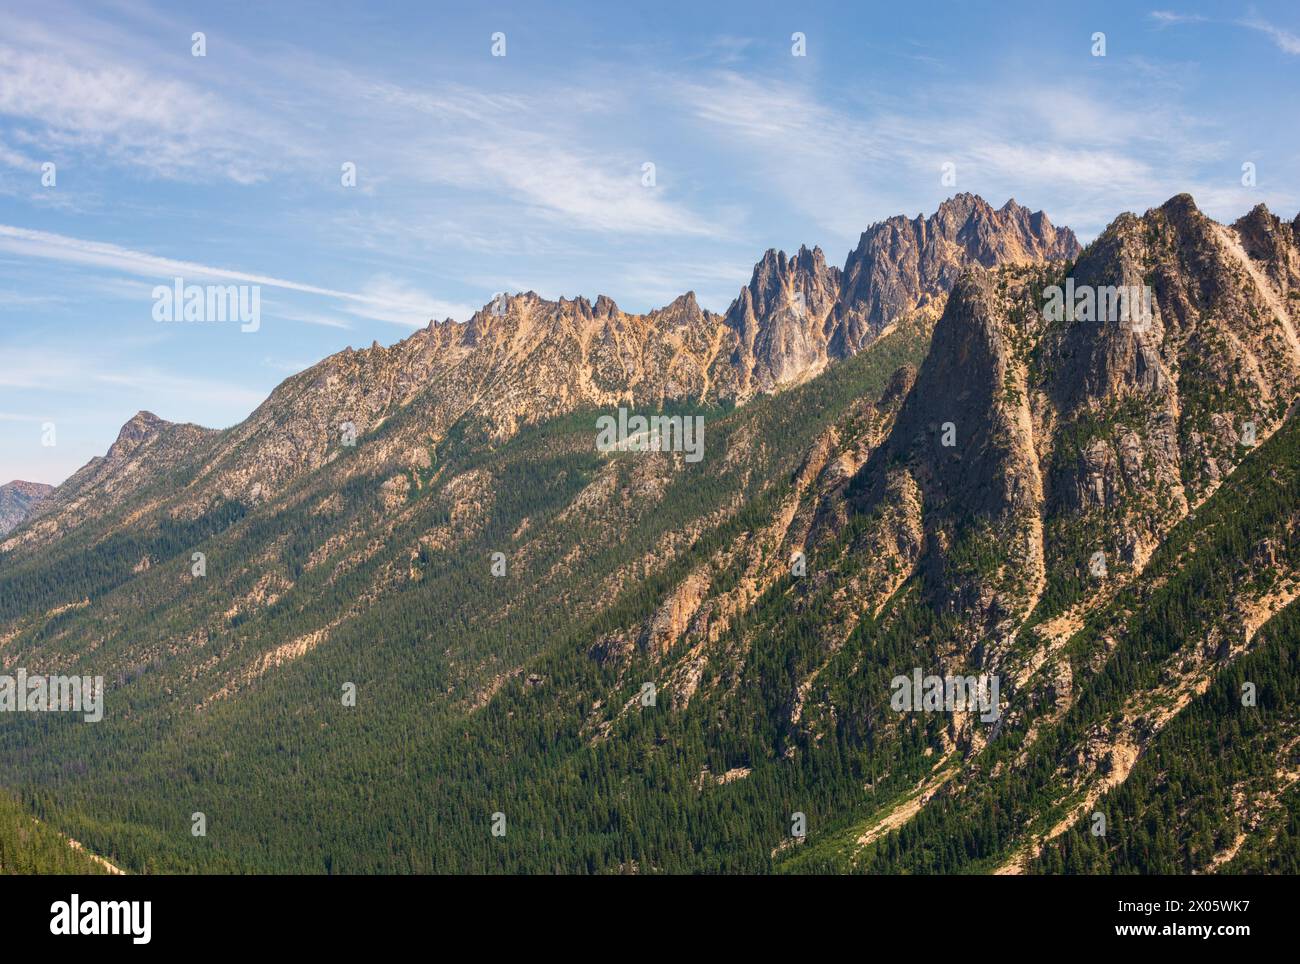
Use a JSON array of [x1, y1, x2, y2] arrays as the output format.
[[2, 192, 1298, 874]]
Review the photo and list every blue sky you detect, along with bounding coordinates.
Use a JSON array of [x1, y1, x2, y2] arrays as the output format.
[[1, 0, 1298, 484]]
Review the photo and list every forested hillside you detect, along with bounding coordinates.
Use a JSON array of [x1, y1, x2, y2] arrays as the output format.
[[0, 791, 110, 875]]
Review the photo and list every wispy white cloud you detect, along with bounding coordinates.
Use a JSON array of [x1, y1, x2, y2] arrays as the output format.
[[1148, 10, 1299, 55], [0, 14, 724, 241], [0, 288, 65, 308], [261, 357, 314, 374], [88, 369, 267, 410], [0, 136, 37, 170], [703, 35, 757, 65], [0, 346, 266, 420], [0, 224, 475, 325], [673, 69, 1261, 240], [1239, 15, 1300, 54], [342, 276, 474, 328], [0, 38, 286, 183], [1148, 10, 1208, 28], [349, 76, 722, 238], [263, 304, 353, 331]]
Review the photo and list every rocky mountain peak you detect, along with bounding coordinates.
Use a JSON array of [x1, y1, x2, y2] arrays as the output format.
[[832, 194, 1079, 357], [932, 190, 992, 224], [649, 291, 705, 327], [1159, 191, 1200, 218], [1232, 203, 1300, 289], [107, 410, 170, 461], [733, 244, 841, 321], [723, 240, 844, 394], [592, 293, 619, 317]]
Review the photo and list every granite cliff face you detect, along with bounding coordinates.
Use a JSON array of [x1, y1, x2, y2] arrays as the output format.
[[723, 245, 843, 394], [0, 480, 53, 536], [832, 193, 1080, 355]]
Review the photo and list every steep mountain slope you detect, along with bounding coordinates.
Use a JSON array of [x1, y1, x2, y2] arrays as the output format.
[[781, 193, 1300, 871], [0, 318, 936, 872], [1, 193, 1296, 875], [0, 481, 52, 536]]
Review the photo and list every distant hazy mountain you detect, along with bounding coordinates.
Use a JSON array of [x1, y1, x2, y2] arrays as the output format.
[[0, 480, 53, 536]]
